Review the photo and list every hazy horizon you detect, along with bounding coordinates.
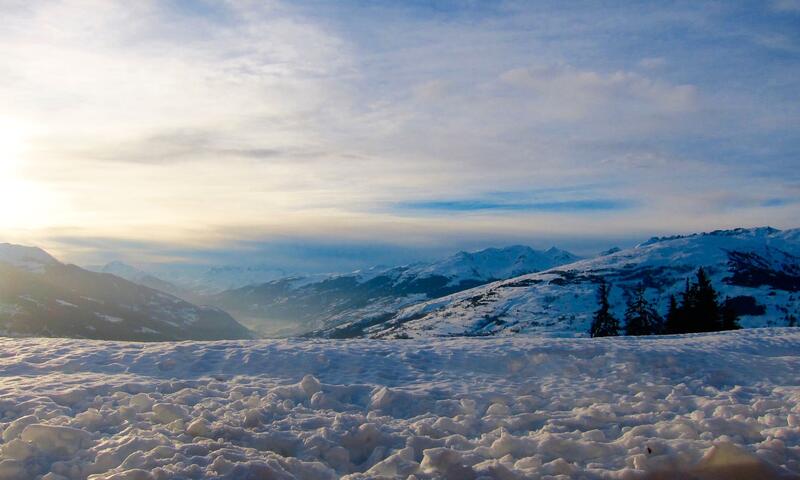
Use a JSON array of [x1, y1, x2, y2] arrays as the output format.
[[7, 225, 794, 277]]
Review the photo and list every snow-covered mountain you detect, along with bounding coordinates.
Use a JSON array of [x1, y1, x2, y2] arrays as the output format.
[[0, 244, 252, 341], [392, 245, 579, 286], [0, 243, 59, 273], [207, 245, 581, 337], [350, 227, 800, 339]]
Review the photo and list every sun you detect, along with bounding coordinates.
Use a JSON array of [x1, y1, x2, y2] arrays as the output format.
[[0, 119, 53, 229]]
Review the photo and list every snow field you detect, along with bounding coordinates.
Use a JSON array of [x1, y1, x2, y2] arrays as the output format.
[[0, 329, 798, 479]]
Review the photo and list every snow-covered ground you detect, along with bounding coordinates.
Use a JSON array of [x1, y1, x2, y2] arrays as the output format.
[[0, 329, 798, 479]]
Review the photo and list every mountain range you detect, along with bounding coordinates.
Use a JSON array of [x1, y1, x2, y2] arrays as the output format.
[[204, 245, 581, 336], [0, 244, 252, 341], [87, 261, 288, 296], [352, 227, 800, 339], [3, 227, 799, 341]]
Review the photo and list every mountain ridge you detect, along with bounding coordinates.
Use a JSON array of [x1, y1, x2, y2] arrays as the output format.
[[0, 244, 253, 341], [0, 243, 60, 273], [333, 227, 800, 339], [206, 244, 582, 336]]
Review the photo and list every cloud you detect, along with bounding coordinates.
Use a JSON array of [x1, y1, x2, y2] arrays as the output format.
[[0, 1, 353, 147], [0, 0, 797, 268], [500, 64, 697, 118], [80, 129, 313, 164], [397, 198, 634, 213], [772, 0, 800, 12], [412, 80, 452, 101], [639, 57, 667, 69]]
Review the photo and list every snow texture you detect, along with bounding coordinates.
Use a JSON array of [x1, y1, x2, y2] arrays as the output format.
[[0, 328, 798, 479]]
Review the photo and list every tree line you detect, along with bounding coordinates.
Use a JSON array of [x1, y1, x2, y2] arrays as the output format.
[[589, 267, 741, 337]]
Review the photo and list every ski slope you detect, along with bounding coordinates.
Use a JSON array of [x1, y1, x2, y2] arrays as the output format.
[[0, 329, 798, 479]]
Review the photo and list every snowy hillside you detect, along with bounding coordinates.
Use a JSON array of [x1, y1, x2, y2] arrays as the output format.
[[0, 328, 796, 479], [0, 245, 252, 341], [358, 227, 800, 339], [0, 243, 59, 273], [207, 245, 580, 337]]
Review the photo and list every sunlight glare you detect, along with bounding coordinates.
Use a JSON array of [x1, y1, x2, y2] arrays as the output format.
[[0, 119, 52, 229]]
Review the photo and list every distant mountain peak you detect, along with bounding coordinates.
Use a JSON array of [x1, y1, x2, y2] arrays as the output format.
[[0, 243, 60, 273], [410, 244, 578, 285]]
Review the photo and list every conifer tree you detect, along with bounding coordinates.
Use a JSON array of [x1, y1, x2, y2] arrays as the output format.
[[590, 281, 620, 337], [720, 297, 741, 331], [690, 268, 722, 332], [624, 283, 663, 336], [667, 268, 739, 334], [680, 278, 694, 313], [664, 295, 682, 334], [785, 298, 798, 327], [669, 278, 699, 333]]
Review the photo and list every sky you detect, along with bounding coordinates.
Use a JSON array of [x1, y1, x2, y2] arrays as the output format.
[[0, 0, 798, 271]]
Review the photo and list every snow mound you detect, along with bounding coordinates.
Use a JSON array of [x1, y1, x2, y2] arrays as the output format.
[[0, 329, 797, 478]]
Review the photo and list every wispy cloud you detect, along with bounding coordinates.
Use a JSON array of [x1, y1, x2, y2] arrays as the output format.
[[772, 0, 800, 12], [500, 64, 697, 118], [401, 199, 634, 212], [0, 0, 798, 268]]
